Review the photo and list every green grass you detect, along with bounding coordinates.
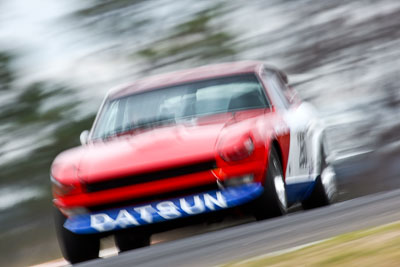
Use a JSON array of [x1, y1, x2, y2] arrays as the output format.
[[223, 222, 400, 267]]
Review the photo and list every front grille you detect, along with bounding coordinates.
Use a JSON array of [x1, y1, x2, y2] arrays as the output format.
[[85, 160, 217, 193], [88, 182, 219, 212]]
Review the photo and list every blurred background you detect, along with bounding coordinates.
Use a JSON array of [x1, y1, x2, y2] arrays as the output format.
[[1, 0, 400, 266]]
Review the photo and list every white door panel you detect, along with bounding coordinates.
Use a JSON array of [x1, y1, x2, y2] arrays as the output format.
[[284, 102, 319, 184]]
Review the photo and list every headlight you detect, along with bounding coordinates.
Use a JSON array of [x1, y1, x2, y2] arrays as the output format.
[[219, 136, 255, 162]]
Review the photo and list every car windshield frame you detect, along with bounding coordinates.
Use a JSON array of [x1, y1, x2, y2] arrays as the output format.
[[91, 73, 270, 140]]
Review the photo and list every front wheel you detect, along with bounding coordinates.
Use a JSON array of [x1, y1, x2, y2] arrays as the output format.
[[115, 230, 151, 253], [253, 146, 288, 220], [54, 208, 100, 264]]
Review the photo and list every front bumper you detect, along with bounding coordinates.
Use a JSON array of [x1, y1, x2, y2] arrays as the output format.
[[64, 183, 263, 234]]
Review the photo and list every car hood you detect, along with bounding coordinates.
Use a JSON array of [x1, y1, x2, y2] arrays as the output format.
[[53, 109, 267, 183]]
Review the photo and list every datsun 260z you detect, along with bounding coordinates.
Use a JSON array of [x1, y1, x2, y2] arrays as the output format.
[[51, 61, 337, 263]]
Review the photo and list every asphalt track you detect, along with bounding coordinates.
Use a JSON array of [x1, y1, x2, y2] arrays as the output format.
[[78, 147, 400, 267]]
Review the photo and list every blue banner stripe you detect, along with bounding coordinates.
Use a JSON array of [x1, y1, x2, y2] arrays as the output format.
[[64, 183, 263, 234]]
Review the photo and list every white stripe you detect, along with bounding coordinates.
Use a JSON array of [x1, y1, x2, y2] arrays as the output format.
[[285, 174, 317, 184]]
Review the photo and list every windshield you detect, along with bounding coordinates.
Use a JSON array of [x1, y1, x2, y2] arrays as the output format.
[[92, 74, 269, 139]]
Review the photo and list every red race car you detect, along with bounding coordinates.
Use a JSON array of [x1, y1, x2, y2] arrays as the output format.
[[51, 61, 337, 263]]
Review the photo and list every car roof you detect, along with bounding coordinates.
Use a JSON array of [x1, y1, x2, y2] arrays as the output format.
[[109, 61, 266, 99]]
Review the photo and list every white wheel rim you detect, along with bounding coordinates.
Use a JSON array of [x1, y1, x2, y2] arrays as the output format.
[[321, 165, 337, 201], [274, 174, 287, 208]]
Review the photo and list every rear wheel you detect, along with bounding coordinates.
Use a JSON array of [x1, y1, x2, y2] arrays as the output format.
[[115, 230, 151, 253], [253, 146, 288, 220], [54, 208, 100, 264], [302, 147, 337, 209]]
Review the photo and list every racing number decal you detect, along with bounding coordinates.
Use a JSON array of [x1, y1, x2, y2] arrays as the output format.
[[284, 103, 319, 184], [298, 132, 308, 169]]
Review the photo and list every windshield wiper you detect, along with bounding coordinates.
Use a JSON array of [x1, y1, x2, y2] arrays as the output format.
[[102, 116, 176, 140]]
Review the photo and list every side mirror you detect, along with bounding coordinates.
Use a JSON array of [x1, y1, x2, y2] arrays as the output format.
[[278, 70, 289, 84], [80, 130, 90, 145]]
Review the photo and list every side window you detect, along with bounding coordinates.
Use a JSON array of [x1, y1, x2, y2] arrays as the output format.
[[263, 70, 291, 109]]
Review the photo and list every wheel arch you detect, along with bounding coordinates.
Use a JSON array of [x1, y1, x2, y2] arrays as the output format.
[[271, 139, 285, 178]]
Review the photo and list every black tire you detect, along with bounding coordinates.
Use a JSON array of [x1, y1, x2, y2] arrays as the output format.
[[302, 147, 337, 210], [253, 146, 288, 220], [115, 230, 151, 253], [301, 176, 330, 209], [54, 208, 100, 264]]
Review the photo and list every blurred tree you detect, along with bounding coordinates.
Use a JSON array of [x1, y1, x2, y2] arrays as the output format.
[[0, 80, 94, 182], [72, 0, 148, 38], [136, 4, 236, 67], [0, 82, 80, 125], [71, 1, 236, 70], [76, 0, 145, 17], [0, 51, 15, 90], [0, 51, 96, 266]]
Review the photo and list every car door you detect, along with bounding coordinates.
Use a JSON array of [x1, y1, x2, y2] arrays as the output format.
[[261, 68, 317, 203]]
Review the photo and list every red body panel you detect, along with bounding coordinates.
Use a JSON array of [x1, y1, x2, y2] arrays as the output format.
[[51, 61, 292, 213], [54, 160, 266, 208]]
